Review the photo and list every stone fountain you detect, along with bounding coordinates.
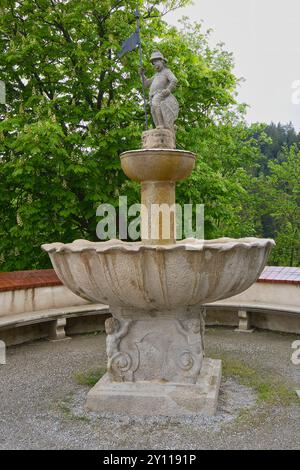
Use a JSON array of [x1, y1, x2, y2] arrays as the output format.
[[42, 51, 274, 416]]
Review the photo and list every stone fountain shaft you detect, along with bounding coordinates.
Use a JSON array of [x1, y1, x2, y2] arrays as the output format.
[[141, 180, 176, 244], [120, 130, 196, 245]]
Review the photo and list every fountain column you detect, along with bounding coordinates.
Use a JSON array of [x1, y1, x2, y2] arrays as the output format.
[[121, 129, 195, 246], [141, 180, 176, 244], [84, 131, 224, 416]]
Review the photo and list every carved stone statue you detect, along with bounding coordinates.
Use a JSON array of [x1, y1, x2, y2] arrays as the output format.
[[140, 51, 179, 131]]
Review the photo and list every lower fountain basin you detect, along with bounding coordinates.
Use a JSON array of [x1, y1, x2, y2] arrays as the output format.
[[42, 237, 274, 311]]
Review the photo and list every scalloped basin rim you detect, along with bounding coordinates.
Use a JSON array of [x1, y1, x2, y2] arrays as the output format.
[[42, 237, 275, 254], [41, 237, 275, 308], [120, 149, 196, 159]]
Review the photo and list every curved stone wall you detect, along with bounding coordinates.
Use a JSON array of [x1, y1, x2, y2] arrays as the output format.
[[0, 267, 300, 346], [0, 269, 88, 318], [206, 266, 300, 334]]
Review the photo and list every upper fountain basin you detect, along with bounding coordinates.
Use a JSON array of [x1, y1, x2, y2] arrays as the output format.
[[42, 238, 274, 311], [120, 149, 196, 182]]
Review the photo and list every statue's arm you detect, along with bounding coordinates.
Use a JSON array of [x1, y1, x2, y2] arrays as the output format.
[[139, 68, 153, 88], [166, 69, 178, 93], [144, 76, 153, 88]]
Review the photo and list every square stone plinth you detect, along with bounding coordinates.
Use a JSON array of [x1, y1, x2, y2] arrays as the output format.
[[85, 358, 222, 417]]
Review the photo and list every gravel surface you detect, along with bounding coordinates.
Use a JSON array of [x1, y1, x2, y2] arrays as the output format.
[[0, 327, 299, 450]]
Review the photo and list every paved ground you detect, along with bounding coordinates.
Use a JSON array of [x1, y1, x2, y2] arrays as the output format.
[[0, 327, 300, 450]]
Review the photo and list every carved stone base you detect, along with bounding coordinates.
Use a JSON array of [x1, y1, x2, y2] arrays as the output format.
[[85, 358, 221, 417], [142, 128, 176, 149], [105, 308, 206, 385], [85, 308, 222, 417]]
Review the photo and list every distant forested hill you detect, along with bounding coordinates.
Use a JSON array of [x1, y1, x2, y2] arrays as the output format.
[[254, 122, 300, 175], [249, 122, 300, 266]]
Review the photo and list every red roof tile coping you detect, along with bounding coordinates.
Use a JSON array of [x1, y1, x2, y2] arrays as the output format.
[[258, 266, 300, 285], [0, 266, 300, 293], [0, 269, 62, 292]]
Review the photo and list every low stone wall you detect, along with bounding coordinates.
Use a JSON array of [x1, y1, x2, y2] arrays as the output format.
[[250, 311, 300, 334], [0, 269, 107, 346], [0, 285, 88, 317], [0, 322, 52, 346], [0, 314, 109, 347], [1, 267, 300, 346], [223, 282, 300, 308], [206, 309, 300, 334], [206, 267, 300, 334], [0, 269, 88, 318]]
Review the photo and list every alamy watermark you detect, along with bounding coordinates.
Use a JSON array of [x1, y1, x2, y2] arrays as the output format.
[[96, 197, 204, 241]]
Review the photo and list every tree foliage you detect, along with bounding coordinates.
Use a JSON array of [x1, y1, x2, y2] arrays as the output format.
[[0, 0, 297, 270], [252, 144, 300, 266]]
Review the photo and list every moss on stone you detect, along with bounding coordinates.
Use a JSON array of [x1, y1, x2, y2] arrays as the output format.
[[73, 368, 106, 387], [212, 353, 298, 406]]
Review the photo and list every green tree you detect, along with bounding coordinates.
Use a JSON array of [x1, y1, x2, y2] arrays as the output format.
[[0, 0, 262, 271], [253, 145, 300, 266], [253, 122, 300, 176]]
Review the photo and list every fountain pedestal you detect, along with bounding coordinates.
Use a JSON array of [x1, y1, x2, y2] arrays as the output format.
[[86, 304, 222, 416], [42, 235, 274, 417], [86, 358, 221, 416]]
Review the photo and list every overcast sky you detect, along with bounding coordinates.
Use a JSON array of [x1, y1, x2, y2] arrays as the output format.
[[166, 0, 300, 130]]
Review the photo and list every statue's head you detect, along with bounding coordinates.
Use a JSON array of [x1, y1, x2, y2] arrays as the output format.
[[150, 51, 167, 72]]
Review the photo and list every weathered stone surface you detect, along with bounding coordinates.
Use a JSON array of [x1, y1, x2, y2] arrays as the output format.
[[235, 309, 254, 333], [42, 238, 275, 311], [41, 243, 275, 420], [0, 304, 109, 346], [141, 180, 176, 244], [120, 149, 195, 183], [41, 86, 275, 418], [105, 308, 206, 384], [121, 149, 195, 244], [48, 318, 71, 342], [142, 128, 176, 149], [42, 236, 273, 416], [140, 51, 179, 131], [0, 285, 88, 318], [85, 358, 222, 417]]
